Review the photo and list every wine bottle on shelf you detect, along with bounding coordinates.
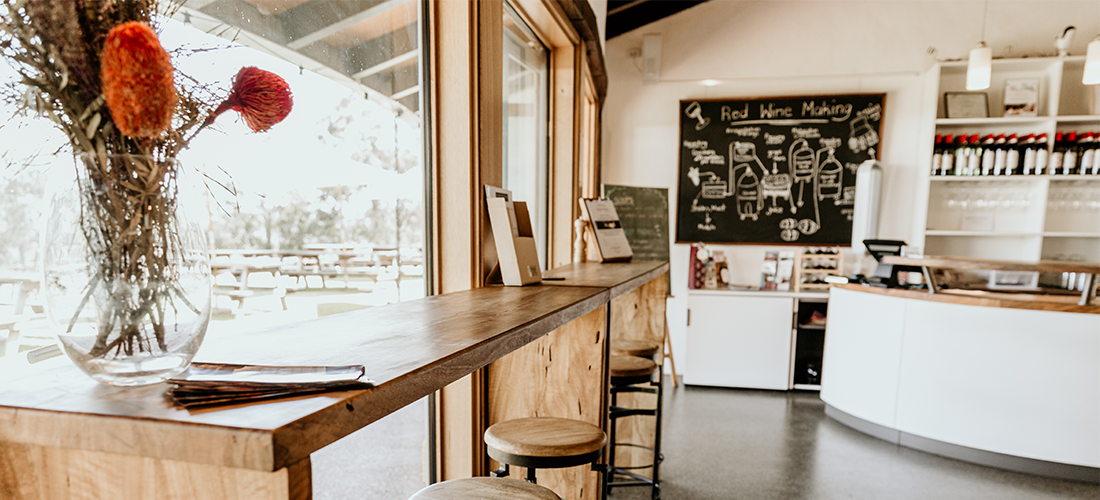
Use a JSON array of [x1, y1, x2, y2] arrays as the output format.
[[931, 134, 943, 175], [1050, 132, 1066, 175], [1061, 131, 1078, 175], [939, 133, 954, 176], [966, 134, 982, 175], [982, 134, 997, 176], [1080, 132, 1097, 175], [1035, 133, 1050, 175], [953, 134, 968, 176], [1021, 133, 1037, 175], [1005, 134, 1020, 175]]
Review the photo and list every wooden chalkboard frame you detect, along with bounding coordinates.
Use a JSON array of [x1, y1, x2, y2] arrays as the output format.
[[675, 93, 885, 246]]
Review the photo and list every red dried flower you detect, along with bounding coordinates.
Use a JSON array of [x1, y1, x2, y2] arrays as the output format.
[[207, 67, 293, 132], [100, 21, 176, 139]]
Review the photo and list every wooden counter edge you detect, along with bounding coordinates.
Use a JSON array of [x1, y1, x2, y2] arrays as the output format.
[[0, 287, 613, 472], [268, 287, 612, 470], [607, 262, 670, 299], [835, 283, 1100, 314]]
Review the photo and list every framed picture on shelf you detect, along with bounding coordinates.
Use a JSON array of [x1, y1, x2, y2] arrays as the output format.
[[944, 92, 989, 118], [1003, 78, 1039, 116]]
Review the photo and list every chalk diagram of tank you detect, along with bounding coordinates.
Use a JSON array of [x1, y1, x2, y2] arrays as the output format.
[[686, 136, 856, 240]]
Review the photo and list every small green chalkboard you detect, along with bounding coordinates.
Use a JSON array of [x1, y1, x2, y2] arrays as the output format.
[[602, 184, 670, 263]]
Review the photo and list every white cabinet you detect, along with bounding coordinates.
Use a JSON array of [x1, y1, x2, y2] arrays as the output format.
[[685, 292, 794, 390], [918, 56, 1100, 262]]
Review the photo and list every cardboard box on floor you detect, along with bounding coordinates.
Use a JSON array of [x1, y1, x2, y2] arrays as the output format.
[[487, 197, 542, 286]]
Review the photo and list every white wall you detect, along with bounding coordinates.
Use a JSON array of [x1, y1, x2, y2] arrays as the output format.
[[601, 0, 1099, 376]]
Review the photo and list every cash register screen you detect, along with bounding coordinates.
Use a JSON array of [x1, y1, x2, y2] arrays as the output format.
[[863, 240, 906, 262]]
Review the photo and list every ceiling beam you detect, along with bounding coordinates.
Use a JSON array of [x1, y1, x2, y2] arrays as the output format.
[[352, 49, 418, 79], [287, 0, 413, 49], [391, 84, 419, 100]]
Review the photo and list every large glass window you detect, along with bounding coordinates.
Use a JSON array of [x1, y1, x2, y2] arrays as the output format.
[[502, 4, 550, 269], [1, 1, 427, 497]]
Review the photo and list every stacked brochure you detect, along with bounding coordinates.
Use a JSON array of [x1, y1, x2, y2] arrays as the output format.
[[167, 362, 374, 409]]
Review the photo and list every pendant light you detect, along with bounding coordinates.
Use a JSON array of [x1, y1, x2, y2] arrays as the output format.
[[1085, 3, 1100, 84], [966, 0, 992, 91]]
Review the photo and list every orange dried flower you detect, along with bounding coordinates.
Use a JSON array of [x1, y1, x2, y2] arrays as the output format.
[[100, 21, 177, 139], [207, 67, 293, 132]]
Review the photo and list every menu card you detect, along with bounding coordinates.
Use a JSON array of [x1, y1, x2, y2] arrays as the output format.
[[581, 198, 633, 262], [167, 363, 373, 409]]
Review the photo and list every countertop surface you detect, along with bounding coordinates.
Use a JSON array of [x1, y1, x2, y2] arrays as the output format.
[[0, 262, 669, 472], [836, 283, 1099, 314]]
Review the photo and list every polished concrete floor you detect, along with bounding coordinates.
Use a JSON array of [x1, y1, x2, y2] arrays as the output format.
[[610, 382, 1099, 500], [308, 381, 1099, 499]]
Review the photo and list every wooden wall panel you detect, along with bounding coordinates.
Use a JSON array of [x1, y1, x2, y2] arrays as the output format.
[[609, 273, 668, 480], [486, 306, 607, 500], [0, 443, 310, 500]]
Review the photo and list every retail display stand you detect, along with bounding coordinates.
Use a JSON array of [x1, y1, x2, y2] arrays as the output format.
[[579, 198, 633, 262], [487, 194, 543, 286]]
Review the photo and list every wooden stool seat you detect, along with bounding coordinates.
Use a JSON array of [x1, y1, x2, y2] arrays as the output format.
[[408, 477, 559, 500], [611, 339, 660, 358], [610, 355, 658, 379], [485, 417, 607, 459]]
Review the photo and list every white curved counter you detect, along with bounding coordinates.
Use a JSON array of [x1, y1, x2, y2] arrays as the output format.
[[821, 285, 1100, 483]]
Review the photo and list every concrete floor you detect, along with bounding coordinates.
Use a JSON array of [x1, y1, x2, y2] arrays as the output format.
[[609, 383, 1099, 500], [307, 381, 1098, 499]]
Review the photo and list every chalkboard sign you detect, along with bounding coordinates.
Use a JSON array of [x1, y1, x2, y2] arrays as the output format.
[[603, 185, 670, 262], [676, 94, 884, 245]]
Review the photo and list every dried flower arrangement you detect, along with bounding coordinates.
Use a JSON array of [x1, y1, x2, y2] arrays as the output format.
[[0, 0, 292, 380]]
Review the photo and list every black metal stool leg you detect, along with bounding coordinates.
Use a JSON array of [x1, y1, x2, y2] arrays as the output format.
[[651, 372, 664, 500], [526, 466, 538, 484]]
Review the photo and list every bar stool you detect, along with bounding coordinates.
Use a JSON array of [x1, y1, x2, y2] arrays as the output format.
[[484, 416, 608, 496], [611, 339, 660, 360], [608, 354, 664, 499], [408, 477, 559, 499]]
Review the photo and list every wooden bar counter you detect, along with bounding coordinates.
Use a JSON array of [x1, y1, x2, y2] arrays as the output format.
[[0, 262, 668, 500]]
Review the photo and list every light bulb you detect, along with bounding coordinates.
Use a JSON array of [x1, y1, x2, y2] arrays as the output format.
[[1084, 36, 1100, 85], [966, 42, 992, 91]]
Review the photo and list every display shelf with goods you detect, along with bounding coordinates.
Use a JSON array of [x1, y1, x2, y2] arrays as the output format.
[[793, 247, 844, 292], [919, 56, 1100, 262]]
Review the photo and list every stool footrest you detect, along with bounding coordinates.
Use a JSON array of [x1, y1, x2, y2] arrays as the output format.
[[610, 406, 657, 418]]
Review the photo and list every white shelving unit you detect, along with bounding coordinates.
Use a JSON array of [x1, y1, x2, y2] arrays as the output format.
[[917, 56, 1100, 263]]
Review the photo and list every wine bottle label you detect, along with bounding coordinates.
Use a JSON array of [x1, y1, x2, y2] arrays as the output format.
[[1081, 149, 1094, 174], [1051, 152, 1064, 174], [941, 153, 954, 175], [954, 152, 967, 175], [1037, 149, 1049, 174], [1006, 149, 1019, 175], [1022, 149, 1036, 175], [992, 149, 1005, 175], [983, 150, 996, 175], [932, 153, 942, 174], [1063, 151, 1077, 174], [967, 153, 980, 175]]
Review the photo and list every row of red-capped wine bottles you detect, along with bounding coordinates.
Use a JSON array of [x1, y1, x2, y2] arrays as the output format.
[[931, 131, 1099, 176]]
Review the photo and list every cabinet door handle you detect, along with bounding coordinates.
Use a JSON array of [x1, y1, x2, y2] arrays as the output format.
[[687, 309, 691, 327]]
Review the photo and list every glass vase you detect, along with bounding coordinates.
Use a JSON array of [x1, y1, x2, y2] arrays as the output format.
[[42, 154, 211, 386]]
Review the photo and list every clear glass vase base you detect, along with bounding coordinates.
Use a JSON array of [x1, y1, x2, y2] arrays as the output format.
[[74, 353, 192, 386]]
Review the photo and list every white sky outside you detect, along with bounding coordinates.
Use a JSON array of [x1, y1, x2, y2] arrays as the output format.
[[1, 16, 422, 215]]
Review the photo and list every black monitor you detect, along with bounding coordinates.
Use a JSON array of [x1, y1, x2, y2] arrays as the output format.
[[863, 239, 906, 262], [862, 239, 920, 287]]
